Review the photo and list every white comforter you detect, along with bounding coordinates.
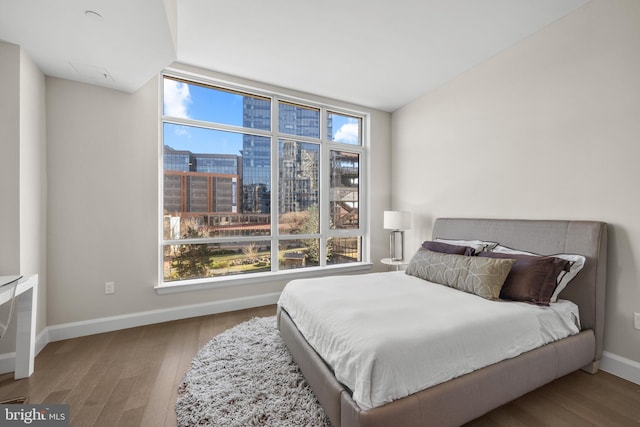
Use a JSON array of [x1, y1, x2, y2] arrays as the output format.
[[278, 271, 580, 410]]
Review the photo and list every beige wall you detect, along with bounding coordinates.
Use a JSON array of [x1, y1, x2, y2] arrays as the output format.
[[392, 0, 640, 363], [19, 48, 47, 335], [46, 68, 392, 326], [0, 41, 47, 352], [0, 42, 21, 275]]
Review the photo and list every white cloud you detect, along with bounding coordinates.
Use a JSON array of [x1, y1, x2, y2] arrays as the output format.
[[333, 122, 359, 144], [163, 79, 191, 119], [173, 126, 191, 138]]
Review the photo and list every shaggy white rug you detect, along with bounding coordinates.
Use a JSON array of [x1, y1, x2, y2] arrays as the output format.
[[176, 316, 332, 427]]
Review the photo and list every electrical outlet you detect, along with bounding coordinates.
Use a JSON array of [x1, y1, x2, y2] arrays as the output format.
[[635, 312, 640, 330], [104, 281, 115, 295]]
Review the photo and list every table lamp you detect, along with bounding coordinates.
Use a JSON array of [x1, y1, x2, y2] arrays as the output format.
[[384, 211, 411, 261]]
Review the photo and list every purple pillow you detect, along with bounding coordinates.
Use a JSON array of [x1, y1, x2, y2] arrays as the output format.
[[478, 251, 570, 305], [421, 241, 475, 256]]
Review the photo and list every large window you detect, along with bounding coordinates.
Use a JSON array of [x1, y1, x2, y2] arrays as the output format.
[[161, 74, 367, 285]]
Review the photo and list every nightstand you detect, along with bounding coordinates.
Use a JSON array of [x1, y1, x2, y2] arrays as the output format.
[[380, 258, 408, 271]]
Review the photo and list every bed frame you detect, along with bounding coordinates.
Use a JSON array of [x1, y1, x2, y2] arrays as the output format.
[[277, 218, 607, 427]]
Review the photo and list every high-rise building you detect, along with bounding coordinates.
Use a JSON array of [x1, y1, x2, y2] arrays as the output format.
[[163, 146, 241, 216], [164, 100, 337, 220], [279, 140, 319, 214], [242, 98, 272, 214], [241, 98, 331, 215]]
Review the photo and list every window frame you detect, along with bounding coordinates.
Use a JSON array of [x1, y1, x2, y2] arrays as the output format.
[[156, 70, 371, 293]]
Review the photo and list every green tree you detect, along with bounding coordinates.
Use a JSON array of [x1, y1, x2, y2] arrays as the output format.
[[171, 226, 211, 279]]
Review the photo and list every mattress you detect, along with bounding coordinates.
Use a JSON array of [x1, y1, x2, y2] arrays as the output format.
[[277, 271, 581, 410]]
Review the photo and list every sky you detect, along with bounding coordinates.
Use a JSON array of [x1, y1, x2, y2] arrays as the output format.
[[163, 78, 359, 156]]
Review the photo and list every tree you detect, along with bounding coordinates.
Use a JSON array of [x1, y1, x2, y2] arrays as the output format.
[[171, 225, 211, 279], [279, 211, 309, 234], [301, 205, 333, 264], [242, 242, 259, 264]]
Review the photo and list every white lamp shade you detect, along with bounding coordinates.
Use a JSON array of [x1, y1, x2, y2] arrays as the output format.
[[384, 211, 411, 230]]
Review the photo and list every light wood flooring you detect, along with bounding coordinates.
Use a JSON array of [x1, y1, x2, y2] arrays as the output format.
[[1, 304, 638, 426]]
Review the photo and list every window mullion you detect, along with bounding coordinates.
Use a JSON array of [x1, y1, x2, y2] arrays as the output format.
[[271, 96, 280, 272], [163, 116, 272, 139], [319, 107, 329, 267]]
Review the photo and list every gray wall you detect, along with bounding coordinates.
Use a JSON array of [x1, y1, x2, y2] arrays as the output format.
[[391, 0, 640, 364], [0, 41, 47, 352], [0, 42, 21, 276]]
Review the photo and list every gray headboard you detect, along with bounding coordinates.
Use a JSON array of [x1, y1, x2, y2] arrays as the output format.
[[432, 218, 608, 362]]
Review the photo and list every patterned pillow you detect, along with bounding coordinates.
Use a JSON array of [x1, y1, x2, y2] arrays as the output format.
[[405, 248, 516, 300]]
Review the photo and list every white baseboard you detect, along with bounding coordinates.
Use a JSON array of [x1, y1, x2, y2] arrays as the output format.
[[0, 292, 280, 374], [600, 351, 640, 385], [0, 329, 50, 375], [47, 292, 281, 342]]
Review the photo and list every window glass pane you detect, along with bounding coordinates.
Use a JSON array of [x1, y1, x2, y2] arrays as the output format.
[[163, 241, 271, 281], [278, 101, 320, 138], [328, 112, 361, 145], [278, 140, 320, 234], [328, 237, 361, 265], [164, 77, 271, 131], [161, 74, 368, 284], [242, 134, 272, 215], [330, 150, 359, 229], [279, 240, 320, 270], [163, 123, 270, 238]]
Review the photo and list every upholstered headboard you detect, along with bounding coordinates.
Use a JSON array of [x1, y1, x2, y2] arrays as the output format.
[[432, 218, 608, 363]]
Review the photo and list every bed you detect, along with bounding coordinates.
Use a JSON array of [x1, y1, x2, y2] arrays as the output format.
[[276, 218, 607, 427]]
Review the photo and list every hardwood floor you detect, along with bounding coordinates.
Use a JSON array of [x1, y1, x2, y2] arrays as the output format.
[[466, 367, 640, 427], [1, 305, 638, 426], [0, 305, 276, 427]]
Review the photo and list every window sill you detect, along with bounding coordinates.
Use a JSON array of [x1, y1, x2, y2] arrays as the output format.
[[155, 262, 374, 295]]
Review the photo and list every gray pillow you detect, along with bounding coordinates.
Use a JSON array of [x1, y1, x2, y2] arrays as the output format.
[[478, 251, 570, 305], [406, 248, 516, 300], [421, 240, 475, 256]]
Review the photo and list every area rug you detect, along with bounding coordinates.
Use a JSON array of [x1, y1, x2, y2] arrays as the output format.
[[176, 316, 332, 427]]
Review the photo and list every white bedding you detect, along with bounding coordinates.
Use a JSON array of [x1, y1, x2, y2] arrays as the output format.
[[277, 271, 580, 410]]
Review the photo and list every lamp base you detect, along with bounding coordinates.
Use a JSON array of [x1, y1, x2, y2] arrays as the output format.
[[389, 230, 405, 261]]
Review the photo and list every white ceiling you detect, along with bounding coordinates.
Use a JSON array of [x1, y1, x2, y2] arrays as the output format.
[[0, 0, 589, 112], [0, 0, 176, 92]]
